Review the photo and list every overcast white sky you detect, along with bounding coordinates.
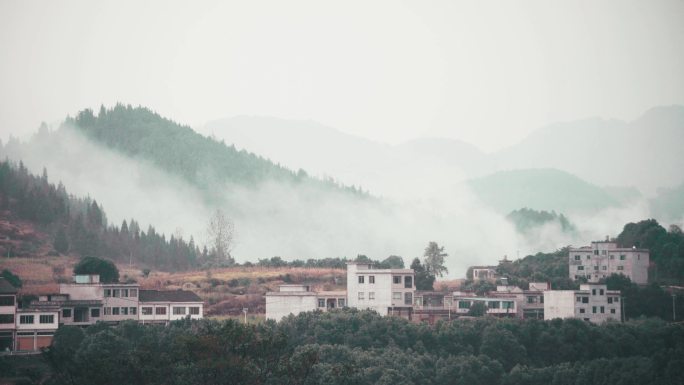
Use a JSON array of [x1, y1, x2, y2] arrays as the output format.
[[1, 0, 682, 152]]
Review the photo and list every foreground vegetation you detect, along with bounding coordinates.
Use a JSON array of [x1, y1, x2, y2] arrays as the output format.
[[36, 310, 684, 385]]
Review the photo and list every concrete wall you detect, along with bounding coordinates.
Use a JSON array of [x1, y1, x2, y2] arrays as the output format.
[[16, 311, 59, 331], [569, 244, 649, 285], [0, 294, 16, 330], [544, 291, 576, 320], [265, 294, 317, 321]]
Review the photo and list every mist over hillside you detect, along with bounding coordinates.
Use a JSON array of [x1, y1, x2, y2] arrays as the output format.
[[1, 105, 675, 277]]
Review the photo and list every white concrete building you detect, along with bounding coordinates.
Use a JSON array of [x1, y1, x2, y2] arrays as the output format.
[[138, 290, 204, 323], [544, 283, 621, 324], [569, 241, 649, 284], [15, 307, 59, 352], [265, 284, 318, 322], [0, 278, 18, 352], [346, 262, 414, 318], [60, 275, 141, 323]]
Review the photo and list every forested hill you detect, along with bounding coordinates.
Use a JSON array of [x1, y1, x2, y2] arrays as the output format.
[[67, 104, 368, 195]]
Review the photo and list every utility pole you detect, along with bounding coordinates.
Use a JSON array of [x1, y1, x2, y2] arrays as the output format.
[[621, 296, 626, 322], [673, 294, 677, 322], [242, 308, 248, 324]]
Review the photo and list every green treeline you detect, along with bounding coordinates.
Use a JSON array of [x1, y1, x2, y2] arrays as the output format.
[[69, 104, 369, 197], [41, 310, 684, 385], [0, 159, 203, 271]]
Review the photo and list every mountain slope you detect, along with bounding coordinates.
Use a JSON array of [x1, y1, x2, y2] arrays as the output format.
[[491, 105, 684, 192], [468, 168, 619, 213]]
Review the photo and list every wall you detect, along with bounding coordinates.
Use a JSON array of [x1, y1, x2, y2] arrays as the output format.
[[265, 294, 317, 321]]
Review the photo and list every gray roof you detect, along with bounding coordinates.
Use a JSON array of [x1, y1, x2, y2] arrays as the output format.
[[139, 289, 203, 303], [0, 278, 18, 294]]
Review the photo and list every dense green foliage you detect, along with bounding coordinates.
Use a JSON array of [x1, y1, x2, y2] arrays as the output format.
[[69, 104, 367, 197], [423, 241, 448, 277], [616, 219, 684, 283], [73, 257, 120, 283], [496, 248, 576, 290], [411, 258, 435, 290], [0, 159, 204, 271], [253, 255, 405, 270], [1, 269, 22, 288], [43, 311, 684, 385], [506, 208, 575, 234], [603, 274, 683, 322]]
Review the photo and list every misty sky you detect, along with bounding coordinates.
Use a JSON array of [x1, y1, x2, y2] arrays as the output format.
[[1, 0, 683, 152]]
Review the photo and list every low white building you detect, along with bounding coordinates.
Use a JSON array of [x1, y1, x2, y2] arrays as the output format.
[[15, 308, 59, 352], [138, 290, 204, 323], [544, 283, 621, 324], [265, 285, 318, 322], [569, 241, 649, 284]]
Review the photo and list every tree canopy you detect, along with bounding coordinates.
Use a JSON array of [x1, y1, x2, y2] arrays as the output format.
[[73, 257, 119, 283]]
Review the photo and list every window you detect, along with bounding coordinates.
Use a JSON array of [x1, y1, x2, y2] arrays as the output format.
[[503, 301, 514, 309], [592, 289, 596, 295], [112, 307, 120, 315], [614, 297, 619, 303], [592, 306, 597, 314], [173, 307, 186, 315], [142, 307, 153, 315], [599, 289, 604, 295], [112, 289, 120, 297], [367, 292, 374, 300], [617, 266, 624, 271], [318, 299, 325, 307], [338, 298, 346, 307], [0, 314, 14, 324], [40, 315, 54, 324], [62, 309, 72, 318], [582, 297, 589, 304], [529, 296, 538, 304], [610, 309, 616, 314], [578, 266, 584, 271], [20, 315, 34, 324], [620, 255, 626, 260], [130, 289, 138, 297], [610, 255, 615, 260], [458, 301, 471, 309], [489, 301, 500, 309], [592, 251, 597, 256], [155, 307, 166, 315], [104, 307, 112, 315], [122, 289, 129, 297], [104, 289, 111, 297], [579, 308, 585, 313], [130, 307, 137, 315], [594, 266, 599, 270], [0, 296, 14, 306], [358, 292, 364, 300], [91, 309, 100, 318], [405, 292, 412, 305], [574, 255, 581, 261], [189, 307, 200, 315], [358, 276, 365, 284], [540, 296, 544, 304], [393, 276, 401, 284], [600, 306, 605, 313], [392, 292, 402, 300], [602, 266, 607, 270], [404, 276, 413, 288], [121, 307, 129, 315], [369, 276, 375, 284], [608, 297, 613, 304], [601, 250, 607, 255]]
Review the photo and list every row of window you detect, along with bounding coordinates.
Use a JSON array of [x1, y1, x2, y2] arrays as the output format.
[[140, 306, 200, 316], [457, 300, 514, 309], [578, 306, 617, 314], [317, 298, 346, 308], [104, 288, 138, 298], [62, 308, 100, 318], [526, 295, 544, 304], [19, 315, 54, 324], [356, 291, 413, 305], [576, 265, 625, 271], [575, 254, 628, 261], [576, 295, 619, 303], [357, 275, 413, 288], [104, 307, 138, 316]]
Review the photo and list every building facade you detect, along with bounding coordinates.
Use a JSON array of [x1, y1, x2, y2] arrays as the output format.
[[346, 262, 415, 318], [569, 241, 649, 284], [544, 283, 621, 324]]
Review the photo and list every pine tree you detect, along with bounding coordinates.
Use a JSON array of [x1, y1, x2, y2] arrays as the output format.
[[54, 227, 69, 254]]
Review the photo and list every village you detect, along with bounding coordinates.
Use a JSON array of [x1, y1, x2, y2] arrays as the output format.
[[0, 240, 650, 353]]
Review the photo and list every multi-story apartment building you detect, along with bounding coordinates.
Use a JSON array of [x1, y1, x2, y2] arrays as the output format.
[[569, 241, 649, 284], [544, 283, 621, 324], [346, 262, 415, 318], [265, 262, 415, 321], [0, 274, 204, 353], [0, 278, 17, 351]]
